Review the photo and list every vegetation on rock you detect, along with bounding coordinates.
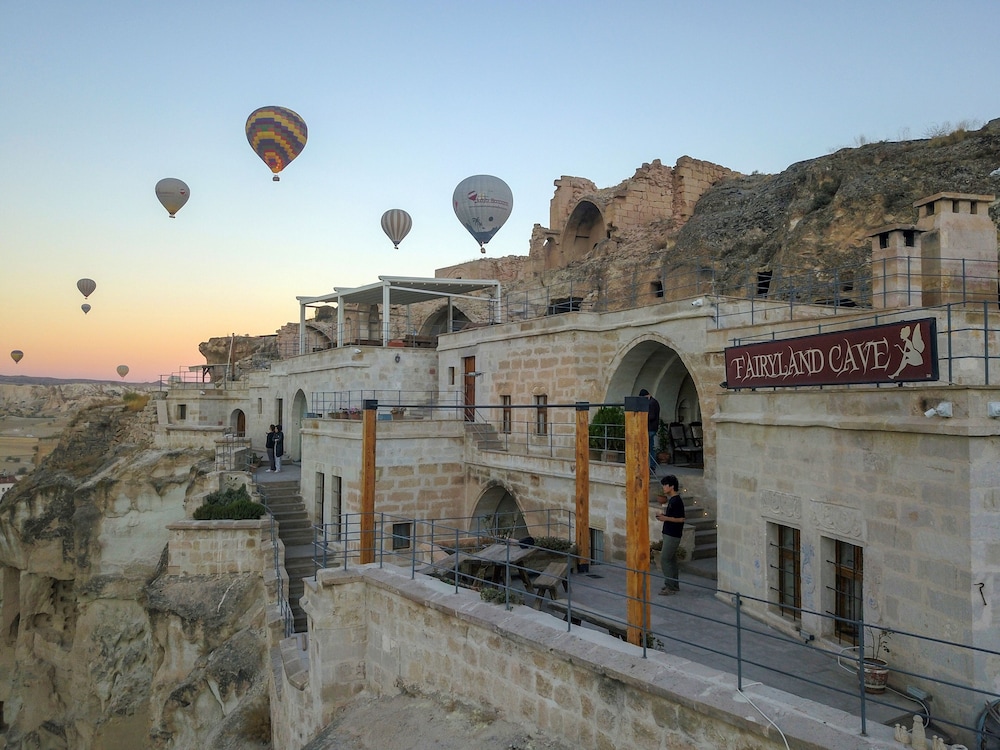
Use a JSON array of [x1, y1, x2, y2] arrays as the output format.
[[193, 485, 266, 520]]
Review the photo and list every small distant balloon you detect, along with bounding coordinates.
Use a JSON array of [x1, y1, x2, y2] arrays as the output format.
[[81, 303, 91, 314], [11, 350, 23, 364], [77, 278, 97, 298], [245, 106, 308, 181], [116, 365, 129, 379], [155, 178, 190, 218], [380, 209, 412, 249], [452, 175, 513, 254]]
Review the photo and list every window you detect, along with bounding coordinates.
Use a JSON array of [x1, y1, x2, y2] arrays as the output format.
[[330, 476, 342, 542], [879, 233, 888, 249], [971, 201, 978, 215], [904, 230, 916, 248], [534, 395, 548, 436], [652, 280, 664, 299], [769, 524, 801, 620], [501, 395, 512, 434], [177, 404, 187, 420], [826, 540, 863, 644], [589, 528, 605, 564], [391, 522, 412, 551], [952, 200, 960, 213], [448, 367, 455, 386], [257, 398, 262, 415], [756, 271, 772, 297], [926, 201, 935, 216], [315, 472, 325, 526]]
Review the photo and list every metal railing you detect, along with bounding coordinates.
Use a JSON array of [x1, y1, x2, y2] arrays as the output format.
[[257, 479, 295, 638], [311, 512, 1000, 745]]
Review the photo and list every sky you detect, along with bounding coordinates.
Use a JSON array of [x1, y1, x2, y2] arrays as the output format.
[[2, 1, 997, 383]]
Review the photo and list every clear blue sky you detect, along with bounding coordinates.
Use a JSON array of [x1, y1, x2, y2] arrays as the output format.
[[2, 1, 997, 381]]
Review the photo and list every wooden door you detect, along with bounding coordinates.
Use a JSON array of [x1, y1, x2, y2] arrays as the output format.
[[463, 356, 476, 422]]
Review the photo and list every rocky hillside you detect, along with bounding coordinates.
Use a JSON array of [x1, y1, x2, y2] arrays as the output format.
[[0, 382, 141, 418], [0, 404, 270, 749], [671, 118, 1000, 285]]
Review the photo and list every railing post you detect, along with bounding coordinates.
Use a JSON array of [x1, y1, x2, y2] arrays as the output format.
[[575, 402, 591, 572], [858, 616, 868, 736], [625, 396, 650, 646], [359, 399, 378, 564], [735, 592, 743, 690]]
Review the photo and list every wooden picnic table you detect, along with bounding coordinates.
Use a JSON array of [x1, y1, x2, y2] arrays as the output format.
[[421, 542, 539, 588]]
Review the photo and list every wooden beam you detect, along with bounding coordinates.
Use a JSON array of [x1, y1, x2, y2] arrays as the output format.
[[574, 402, 591, 571], [359, 399, 377, 564], [625, 396, 651, 646]]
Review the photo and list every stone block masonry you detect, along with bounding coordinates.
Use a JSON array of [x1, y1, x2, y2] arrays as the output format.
[[165, 520, 270, 576], [277, 564, 898, 750]]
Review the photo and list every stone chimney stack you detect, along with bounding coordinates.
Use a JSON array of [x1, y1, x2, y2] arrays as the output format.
[[913, 192, 997, 305]]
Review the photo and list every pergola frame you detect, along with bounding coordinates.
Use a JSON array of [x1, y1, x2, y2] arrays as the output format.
[[296, 275, 502, 354]]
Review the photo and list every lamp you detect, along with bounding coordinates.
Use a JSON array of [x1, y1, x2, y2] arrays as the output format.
[[924, 401, 953, 418], [394, 353, 401, 363]]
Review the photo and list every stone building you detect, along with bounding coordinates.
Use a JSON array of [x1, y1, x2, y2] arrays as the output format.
[[155, 169, 1000, 743]]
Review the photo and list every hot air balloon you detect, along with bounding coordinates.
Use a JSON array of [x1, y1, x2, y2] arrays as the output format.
[[77, 278, 97, 299], [155, 178, 190, 218], [116, 365, 129, 380], [452, 175, 513, 254], [10, 350, 23, 364], [380, 209, 412, 249], [245, 106, 308, 181], [81, 304, 91, 314]]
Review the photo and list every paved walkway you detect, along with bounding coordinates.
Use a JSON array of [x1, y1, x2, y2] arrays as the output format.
[[254, 460, 938, 739], [536, 559, 939, 737]]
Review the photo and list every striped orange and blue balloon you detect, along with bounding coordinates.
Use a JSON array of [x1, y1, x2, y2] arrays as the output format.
[[245, 106, 308, 181]]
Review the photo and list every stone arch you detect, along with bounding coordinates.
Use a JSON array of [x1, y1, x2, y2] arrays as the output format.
[[605, 334, 703, 428], [289, 389, 308, 460], [471, 480, 528, 539], [555, 200, 607, 270], [229, 408, 246, 437], [418, 305, 473, 337]]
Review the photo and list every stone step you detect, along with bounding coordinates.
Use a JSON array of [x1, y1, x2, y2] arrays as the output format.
[[692, 542, 717, 560]]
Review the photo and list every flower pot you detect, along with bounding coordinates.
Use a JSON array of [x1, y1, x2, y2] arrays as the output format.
[[863, 658, 889, 693]]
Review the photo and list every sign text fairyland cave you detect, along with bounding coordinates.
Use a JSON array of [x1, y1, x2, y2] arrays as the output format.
[[724, 318, 938, 388]]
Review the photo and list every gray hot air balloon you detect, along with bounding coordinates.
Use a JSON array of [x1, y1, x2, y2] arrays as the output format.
[[116, 365, 130, 380], [77, 278, 96, 299], [380, 209, 412, 249], [155, 178, 190, 218], [452, 175, 513, 254], [81, 303, 91, 314]]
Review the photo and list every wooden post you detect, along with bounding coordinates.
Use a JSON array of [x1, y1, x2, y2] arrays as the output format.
[[574, 402, 591, 572], [624, 396, 650, 646], [359, 399, 377, 564]]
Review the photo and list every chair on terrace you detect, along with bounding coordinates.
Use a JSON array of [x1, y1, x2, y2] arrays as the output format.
[[668, 422, 703, 467]]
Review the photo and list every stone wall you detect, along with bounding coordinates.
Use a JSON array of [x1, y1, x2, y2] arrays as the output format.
[[165, 520, 270, 576], [713, 385, 999, 736], [273, 564, 898, 750]]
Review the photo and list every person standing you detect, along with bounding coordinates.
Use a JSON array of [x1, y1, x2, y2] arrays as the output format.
[[639, 389, 660, 472], [655, 474, 685, 594], [274, 424, 284, 473], [265, 424, 276, 472]]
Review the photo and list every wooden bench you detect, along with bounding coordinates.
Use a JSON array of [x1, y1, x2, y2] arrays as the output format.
[[529, 561, 569, 608], [542, 600, 628, 640]]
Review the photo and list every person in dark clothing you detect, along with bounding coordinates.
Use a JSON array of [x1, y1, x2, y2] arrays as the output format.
[[265, 424, 276, 472], [655, 474, 685, 594], [639, 389, 660, 472], [274, 424, 284, 473]]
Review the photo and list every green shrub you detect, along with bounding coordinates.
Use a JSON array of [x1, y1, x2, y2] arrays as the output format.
[[193, 485, 264, 520], [533, 536, 574, 553], [203, 485, 251, 506], [193, 499, 266, 520], [589, 406, 625, 452]]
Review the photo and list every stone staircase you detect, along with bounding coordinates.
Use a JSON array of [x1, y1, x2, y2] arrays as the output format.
[[648, 472, 718, 577], [465, 421, 506, 451], [258, 479, 314, 633]]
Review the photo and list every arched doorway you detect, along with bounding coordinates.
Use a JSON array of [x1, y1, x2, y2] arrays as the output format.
[[420, 305, 473, 338], [230, 409, 246, 436], [291, 390, 308, 460], [471, 483, 527, 539], [606, 338, 703, 462]]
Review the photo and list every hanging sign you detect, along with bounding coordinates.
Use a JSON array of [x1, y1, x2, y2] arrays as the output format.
[[724, 318, 938, 389]]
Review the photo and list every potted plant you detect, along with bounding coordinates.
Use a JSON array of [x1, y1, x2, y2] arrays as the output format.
[[862, 627, 892, 693], [656, 419, 671, 464], [589, 406, 625, 462]]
